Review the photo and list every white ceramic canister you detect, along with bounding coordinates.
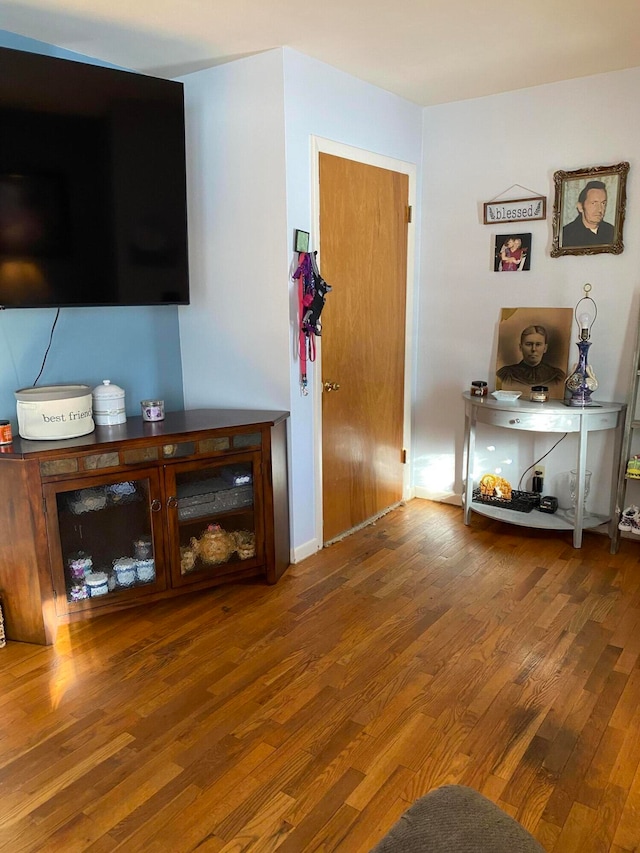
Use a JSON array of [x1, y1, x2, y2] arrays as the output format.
[[15, 384, 94, 440], [113, 557, 137, 587], [135, 558, 156, 583], [92, 380, 126, 426], [85, 571, 109, 597]]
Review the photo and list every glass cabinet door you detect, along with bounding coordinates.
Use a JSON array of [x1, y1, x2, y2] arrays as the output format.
[[166, 452, 264, 587], [44, 468, 166, 615]]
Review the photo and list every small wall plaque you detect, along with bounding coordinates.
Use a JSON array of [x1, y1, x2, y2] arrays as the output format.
[[483, 197, 546, 225], [294, 229, 310, 252]]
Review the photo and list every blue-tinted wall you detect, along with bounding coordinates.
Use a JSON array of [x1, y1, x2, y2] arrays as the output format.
[[0, 30, 184, 426]]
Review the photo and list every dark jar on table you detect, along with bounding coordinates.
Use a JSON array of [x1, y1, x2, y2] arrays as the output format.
[[470, 381, 488, 398]]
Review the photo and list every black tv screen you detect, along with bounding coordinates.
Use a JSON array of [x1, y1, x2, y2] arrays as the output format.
[[0, 46, 189, 307]]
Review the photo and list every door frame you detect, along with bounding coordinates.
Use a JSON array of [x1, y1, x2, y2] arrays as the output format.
[[311, 136, 417, 546]]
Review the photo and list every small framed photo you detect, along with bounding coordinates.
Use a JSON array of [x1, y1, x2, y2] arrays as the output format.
[[294, 229, 310, 253], [551, 162, 629, 256], [494, 233, 531, 272]]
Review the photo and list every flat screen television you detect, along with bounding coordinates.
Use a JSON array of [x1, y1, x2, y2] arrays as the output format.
[[0, 45, 189, 307]]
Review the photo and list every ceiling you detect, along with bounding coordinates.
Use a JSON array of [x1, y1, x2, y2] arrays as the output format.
[[3, 0, 640, 106]]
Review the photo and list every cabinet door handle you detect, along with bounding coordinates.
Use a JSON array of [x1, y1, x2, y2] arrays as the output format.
[[151, 499, 162, 512], [167, 495, 178, 509]]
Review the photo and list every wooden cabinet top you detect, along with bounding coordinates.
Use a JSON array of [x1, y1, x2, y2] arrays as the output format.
[[1, 408, 289, 461]]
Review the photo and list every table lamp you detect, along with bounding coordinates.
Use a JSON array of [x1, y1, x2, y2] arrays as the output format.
[[565, 283, 599, 407]]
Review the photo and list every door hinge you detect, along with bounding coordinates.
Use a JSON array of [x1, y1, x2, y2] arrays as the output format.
[[42, 497, 47, 514], [402, 448, 407, 464], [407, 205, 412, 224]]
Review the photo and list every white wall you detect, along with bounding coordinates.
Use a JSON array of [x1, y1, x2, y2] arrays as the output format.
[[178, 48, 423, 558], [282, 49, 423, 558], [415, 67, 640, 512], [178, 51, 291, 412]]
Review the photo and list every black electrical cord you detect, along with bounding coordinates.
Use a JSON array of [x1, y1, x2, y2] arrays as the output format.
[[517, 433, 568, 491], [32, 308, 61, 386]]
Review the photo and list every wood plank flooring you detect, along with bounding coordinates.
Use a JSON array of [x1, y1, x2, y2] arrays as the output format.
[[2, 499, 640, 851]]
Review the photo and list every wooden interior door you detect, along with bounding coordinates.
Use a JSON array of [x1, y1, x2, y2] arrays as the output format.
[[319, 153, 409, 543]]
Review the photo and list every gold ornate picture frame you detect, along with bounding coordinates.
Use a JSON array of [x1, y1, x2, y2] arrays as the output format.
[[551, 161, 629, 257]]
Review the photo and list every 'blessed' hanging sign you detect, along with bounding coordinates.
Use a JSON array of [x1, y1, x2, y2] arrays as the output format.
[[483, 197, 546, 224]]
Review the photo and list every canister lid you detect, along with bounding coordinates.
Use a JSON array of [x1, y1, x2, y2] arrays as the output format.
[[85, 571, 108, 586], [113, 557, 136, 570], [93, 380, 125, 399], [15, 384, 91, 401]]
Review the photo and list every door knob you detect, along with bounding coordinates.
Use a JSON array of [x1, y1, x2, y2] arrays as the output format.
[[323, 382, 341, 392]]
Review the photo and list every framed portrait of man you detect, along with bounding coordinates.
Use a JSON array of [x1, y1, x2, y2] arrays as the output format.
[[551, 162, 629, 257], [496, 307, 573, 400]]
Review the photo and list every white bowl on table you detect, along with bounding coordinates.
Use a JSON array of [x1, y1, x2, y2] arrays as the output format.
[[491, 391, 522, 402]]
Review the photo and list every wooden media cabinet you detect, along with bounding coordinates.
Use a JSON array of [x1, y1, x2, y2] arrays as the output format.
[[0, 408, 289, 645]]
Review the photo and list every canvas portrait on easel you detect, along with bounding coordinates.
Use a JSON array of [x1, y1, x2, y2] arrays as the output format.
[[496, 307, 573, 400]]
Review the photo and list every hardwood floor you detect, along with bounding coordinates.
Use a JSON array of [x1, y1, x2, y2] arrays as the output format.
[[2, 499, 640, 852]]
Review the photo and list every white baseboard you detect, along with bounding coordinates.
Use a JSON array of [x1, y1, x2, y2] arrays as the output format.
[[413, 488, 462, 507], [291, 538, 320, 564]]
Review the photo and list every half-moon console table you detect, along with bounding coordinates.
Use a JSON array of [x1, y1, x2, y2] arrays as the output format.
[[462, 393, 624, 548]]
